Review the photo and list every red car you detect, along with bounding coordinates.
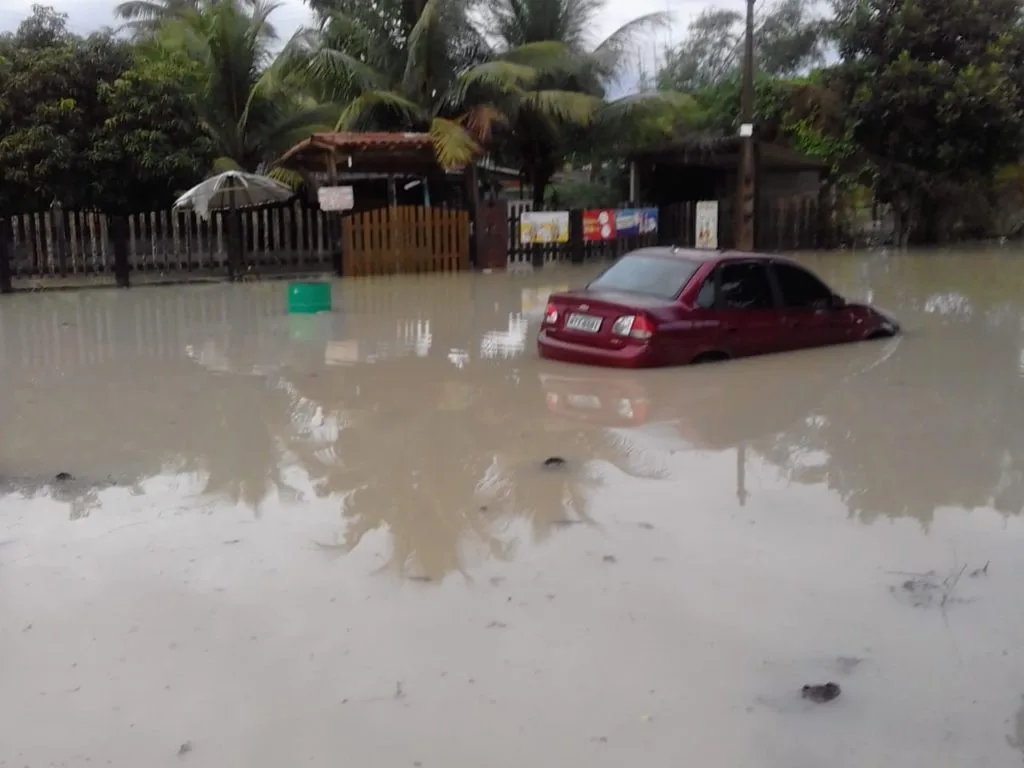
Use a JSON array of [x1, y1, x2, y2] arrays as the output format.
[[537, 247, 900, 368]]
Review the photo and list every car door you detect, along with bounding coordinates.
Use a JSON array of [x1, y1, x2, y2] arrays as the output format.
[[708, 261, 789, 358], [770, 261, 852, 350]]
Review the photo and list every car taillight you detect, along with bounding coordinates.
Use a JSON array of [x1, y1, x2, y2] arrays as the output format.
[[611, 314, 655, 340], [544, 302, 559, 325]]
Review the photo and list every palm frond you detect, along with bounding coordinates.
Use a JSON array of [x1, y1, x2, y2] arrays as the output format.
[[316, 10, 385, 69], [429, 116, 480, 170], [443, 60, 537, 109], [335, 90, 427, 131], [596, 90, 697, 126], [265, 166, 304, 188], [245, 0, 282, 42], [303, 43, 390, 94], [402, 0, 443, 95], [591, 11, 671, 77], [499, 40, 587, 76], [461, 104, 508, 144], [522, 89, 598, 125]]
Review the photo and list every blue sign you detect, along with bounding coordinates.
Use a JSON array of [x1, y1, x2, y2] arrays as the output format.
[[614, 207, 658, 237]]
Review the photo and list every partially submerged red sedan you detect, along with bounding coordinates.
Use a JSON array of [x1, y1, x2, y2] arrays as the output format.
[[537, 247, 900, 368]]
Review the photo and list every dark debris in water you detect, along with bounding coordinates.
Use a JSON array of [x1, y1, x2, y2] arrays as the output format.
[[801, 682, 841, 703], [542, 456, 566, 469], [54, 472, 73, 482]]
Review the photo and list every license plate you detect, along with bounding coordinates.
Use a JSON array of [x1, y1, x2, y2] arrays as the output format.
[[565, 313, 601, 333]]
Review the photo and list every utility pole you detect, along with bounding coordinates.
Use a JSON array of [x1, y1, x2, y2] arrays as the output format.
[[736, 0, 757, 251]]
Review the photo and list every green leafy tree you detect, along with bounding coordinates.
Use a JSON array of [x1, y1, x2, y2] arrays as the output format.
[[834, 0, 1024, 244], [0, 5, 213, 213], [89, 47, 216, 211], [658, 0, 828, 93]]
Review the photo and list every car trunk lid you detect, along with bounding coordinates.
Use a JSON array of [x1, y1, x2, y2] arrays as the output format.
[[544, 290, 673, 348]]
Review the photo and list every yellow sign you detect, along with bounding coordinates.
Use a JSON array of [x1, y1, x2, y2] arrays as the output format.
[[520, 211, 569, 244]]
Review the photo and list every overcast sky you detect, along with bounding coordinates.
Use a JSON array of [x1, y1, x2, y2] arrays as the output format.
[[0, 0, 747, 92]]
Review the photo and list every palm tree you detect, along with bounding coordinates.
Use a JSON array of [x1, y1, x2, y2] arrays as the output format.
[[113, 0, 200, 40], [480, 0, 690, 205], [278, 0, 599, 170], [153, 0, 335, 171]]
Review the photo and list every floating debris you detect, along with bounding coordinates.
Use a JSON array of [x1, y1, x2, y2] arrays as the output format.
[[177, 741, 193, 757], [801, 683, 841, 703], [542, 456, 566, 469], [54, 472, 73, 482]]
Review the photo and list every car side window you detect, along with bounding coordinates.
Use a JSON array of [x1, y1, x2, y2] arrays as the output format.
[[773, 263, 834, 309], [695, 276, 716, 309], [718, 262, 775, 310]]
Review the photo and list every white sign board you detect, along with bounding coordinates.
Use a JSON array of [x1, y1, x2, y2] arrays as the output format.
[[318, 185, 354, 212], [695, 201, 719, 250], [520, 211, 569, 244]]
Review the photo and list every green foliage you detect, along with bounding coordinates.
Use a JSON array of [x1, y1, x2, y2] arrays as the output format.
[[0, 6, 210, 213], [547, 179, 620, 208], [1, 0, 697, 214], [696, 73, 857, 183], [658, 0, 828, 93], [833, 0, 1024, 241], [152, 0, 337, 170], [90, 48, 216, 211]]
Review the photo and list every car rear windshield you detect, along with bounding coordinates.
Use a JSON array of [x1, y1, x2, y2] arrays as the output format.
[[587, 254, 700, 300]]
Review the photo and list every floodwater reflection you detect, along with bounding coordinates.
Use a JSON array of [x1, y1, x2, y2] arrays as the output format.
[[2, 254, 1023, 545]]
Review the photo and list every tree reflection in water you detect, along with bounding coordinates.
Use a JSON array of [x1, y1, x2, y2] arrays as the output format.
[[282, 363, 664, 582], [755, 305, 1024, 527]]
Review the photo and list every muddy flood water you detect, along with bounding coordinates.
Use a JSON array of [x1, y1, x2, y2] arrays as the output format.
[[2, 248, 1024, 767]]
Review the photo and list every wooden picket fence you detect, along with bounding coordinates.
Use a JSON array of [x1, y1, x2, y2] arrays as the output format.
[[1, 200, 335, 286], [342, 205, 469, 277]]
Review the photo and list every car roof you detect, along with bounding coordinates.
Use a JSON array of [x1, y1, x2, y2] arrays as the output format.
[[624, 247, 800, 267]]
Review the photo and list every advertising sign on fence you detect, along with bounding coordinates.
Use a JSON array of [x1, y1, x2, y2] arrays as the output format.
[[520, 211, 570, 244], [695, 201, 719, 249], [615, 207, 658, 237], [582, 209, 616, 241]]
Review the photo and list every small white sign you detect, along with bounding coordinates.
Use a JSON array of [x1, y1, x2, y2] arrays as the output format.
[[739, 123, 754, 137], [695, 201, 719, 250], [318, 185, 354, 211]]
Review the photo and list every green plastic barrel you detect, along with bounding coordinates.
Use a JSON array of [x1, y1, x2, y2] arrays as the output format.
[[287, 281, 332, 314]]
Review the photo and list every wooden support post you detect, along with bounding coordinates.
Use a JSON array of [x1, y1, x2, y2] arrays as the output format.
[[225, 209, 243, 280], [326, 150, 343, 275], [0, 217, 13, 293], [569, 209, 585, 264], [111, 215, 131, 288], [735, 0, 757, 252], [464, 163, 482, 269]]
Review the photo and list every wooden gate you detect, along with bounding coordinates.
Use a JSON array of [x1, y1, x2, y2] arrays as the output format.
[[341, 206, 469, 277]]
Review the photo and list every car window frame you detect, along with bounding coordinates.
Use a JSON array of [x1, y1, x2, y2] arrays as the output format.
[[709, 260, 781, 311], [768, 260, 835, 311]]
